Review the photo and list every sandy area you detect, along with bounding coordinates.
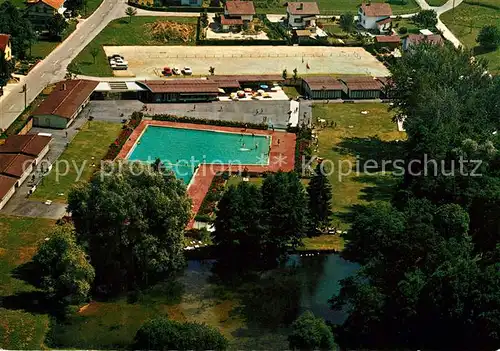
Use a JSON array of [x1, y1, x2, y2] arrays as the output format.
[[103, 45, 390, 78]]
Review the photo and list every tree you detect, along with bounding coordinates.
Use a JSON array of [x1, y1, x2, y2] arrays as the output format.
[[125, 6, 137, 23], [47, 13, 68, 39], [412, 10, 438, 28], [66, 62, 80, 79], [65, 0, 85, 14], [0, 53, 12, 87], [67, 161, 191, 295], [288, 311, 335, 350], [32, 226, 95, 305], [0, 1, 35, 58], [293, 67, 298, 80], [133, 317, 228, 350], [208, 66, 215, 75], [90, 47, 99, 64], [339, 12, 354, 33], [476, 25, 500, 50], [200, 10, 209, 28], [307, 162, 333, 234], [261, 171, 308, 263], [282, 68, 288, 80]]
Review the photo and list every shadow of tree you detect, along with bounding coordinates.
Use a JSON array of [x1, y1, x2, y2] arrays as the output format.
[[353, 174, 401, 203], [473, 45, 497, 56]]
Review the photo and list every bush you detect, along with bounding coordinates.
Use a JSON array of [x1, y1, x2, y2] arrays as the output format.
[[476, 25, 500, 50], [294, 125, 312, 175], [133, 317, 228, 350], [196, 173, 226, 220], [288, 311, 336, 350], [104, 112, 143, 160], [153, 114, 268, 130], [399, 26, 408, 35]]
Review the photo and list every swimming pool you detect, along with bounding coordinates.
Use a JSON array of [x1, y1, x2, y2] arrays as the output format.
[[128, 126, 271, 183]]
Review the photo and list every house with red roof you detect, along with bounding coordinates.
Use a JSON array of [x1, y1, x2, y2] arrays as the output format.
[[221, 1, 255, 31], [358, 2, 393, 33], [0, 34, 12, 61], [403, 31, 444, 51], [25, 0, 66, 28], [286, 2, 320, 29]]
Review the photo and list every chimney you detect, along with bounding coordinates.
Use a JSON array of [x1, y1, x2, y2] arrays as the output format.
[[298, 2, 303, 10]]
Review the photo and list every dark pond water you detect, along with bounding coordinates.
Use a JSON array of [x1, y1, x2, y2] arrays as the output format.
[[184, 253, 359, 326]]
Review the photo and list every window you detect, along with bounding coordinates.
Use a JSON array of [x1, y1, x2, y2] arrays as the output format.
[[189, 0, 197, 4], [294, 18, 302, 23]]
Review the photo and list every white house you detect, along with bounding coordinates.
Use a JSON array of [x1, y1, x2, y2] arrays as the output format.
[[286, 2, 320, 29], [358, 2, 393, 33], [221, 1, 255, 31]]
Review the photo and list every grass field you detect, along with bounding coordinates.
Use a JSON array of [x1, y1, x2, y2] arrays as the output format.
[[426, 0, 448, 6], [0, 216, 56, 349], [71, 16, 198, 76], [254, 0, 420, 14], [312, 103, 405, 227], [441, 1, 500, 73], [31, 121, 122, 203]]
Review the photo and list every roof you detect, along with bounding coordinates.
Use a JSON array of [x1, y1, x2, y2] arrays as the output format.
[[0, 34, 10, 51], [207, 74, 285, 83], [0, 134, 51, 157], [224, 1, 255, 15], [27, 0, 65, 9], [376, 17, 392, 25], [303, 76, 343, 90], [32, 80, 99, 119], [419, 29, 434, 36], [405, 33, 444, 47], [0, 174, 17, 201], [0, 153, 35, 178], [360, 2, 392, 17], [340, 76, 383, 91], [376, 76, 393, 87], [287, 2, 320, 15], [296, 29, 313, 37], [141, 80, 220, 94], [220, 15, 244, 25], [375, 35, 401, 43]]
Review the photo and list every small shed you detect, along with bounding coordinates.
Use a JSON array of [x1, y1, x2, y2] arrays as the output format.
[[302, 76, 343, 99], [340, 76, 382, 99], [374, 35, 401, 50]]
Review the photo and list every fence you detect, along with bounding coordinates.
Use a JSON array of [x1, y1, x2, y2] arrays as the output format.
[[128, 52, 364, 59], [127, 0, 223, 12]]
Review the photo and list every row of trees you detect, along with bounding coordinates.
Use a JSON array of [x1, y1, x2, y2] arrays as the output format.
[[213, 167, 332, 269], [332, 43, 500, 349]]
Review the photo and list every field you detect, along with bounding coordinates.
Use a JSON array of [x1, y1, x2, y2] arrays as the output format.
[[71, 16, 197, 76], [0, 216, 56, 349], [426, 0, 448, 5], [30, 20, 78, 59], [254, 0, 420, 14], [31, 121, 122, 203], [441, 0, 500, 73], [311, 103, 405, 227]]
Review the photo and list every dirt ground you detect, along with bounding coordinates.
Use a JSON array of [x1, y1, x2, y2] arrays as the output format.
[[103, 45, 390, 78]]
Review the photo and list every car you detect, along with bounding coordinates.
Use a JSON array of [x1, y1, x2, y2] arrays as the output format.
[[182, 67, 193, 75], [172, 67, 181, 75], [163, 67, 172, 75]]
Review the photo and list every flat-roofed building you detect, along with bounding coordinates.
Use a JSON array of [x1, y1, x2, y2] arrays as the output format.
[[302, 76, 343, 99], [339, 76, 383, 99]]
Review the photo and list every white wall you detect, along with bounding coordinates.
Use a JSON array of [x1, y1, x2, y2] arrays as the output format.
[[0, 185, 15, 210], [359, 10, 388, 30], [16, 162, 33, 188], [35, 144, 50, 165], [241, 14, 253, 21], [288, 13, 306, 28]]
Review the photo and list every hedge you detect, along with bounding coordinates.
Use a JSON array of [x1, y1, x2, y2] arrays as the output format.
[[127, 0, 223, 12], [257, 14, 291, 44], [294, 125, 313, 175], [197, 38, 288, 45], [104, 112, 143, 160], [153, 114, 268, 130]]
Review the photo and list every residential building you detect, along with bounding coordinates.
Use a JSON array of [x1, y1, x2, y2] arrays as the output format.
[[340, 76, 383, 99], [0, 34, 12, 61], [0, 133, 51, 210], [358, 2, 392, 32], [402, 31, 444, 51], [286, 2, 320, 29], [25, 0, 66, 28], [221, 1, 255, 31], [181, 0, 203, 5], [32, 79, 99, 129], [302, 76, 343, 99], [375, 35, 401, 50]]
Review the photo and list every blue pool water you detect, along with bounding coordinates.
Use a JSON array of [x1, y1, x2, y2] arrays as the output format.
[[128, 126, 270, 183]]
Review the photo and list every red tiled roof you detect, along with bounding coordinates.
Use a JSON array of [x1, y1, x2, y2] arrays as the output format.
[[32, 80, 98, 120], [220, 15, 244, 25], [303, 76, 343, 90], [0, 174, 17, 201], [406, 33, 444, 46], [0, 34, 10, 51], [287, 2, 320, 15], [225, 1, 255, 15], [0, 153, 35, 178], [207, 74, 284, 83], [41, 0, 64, 9], [376, 17, 392, 25], [375, 35, 401, 43], [360, 2, 392, 17], [340, 76, 382, 91], [141, 80, 220, 94], [0, 134, 51, 157]]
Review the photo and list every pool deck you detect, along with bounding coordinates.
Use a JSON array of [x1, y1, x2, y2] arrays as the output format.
[[117, 120, 296, 228]]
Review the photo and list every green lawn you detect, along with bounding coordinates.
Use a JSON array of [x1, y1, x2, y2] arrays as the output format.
[[441, 1, 500, 73], [394, 18, 425, 36], [312, 103, 405, 226], [82, 0, 104, 18], [426, 0, 448, 6], [31, 121, 122, 203], [71, 16, 197, 77], [30, 20, 78, 59], [0, 216, 56, 349], [254, 0, 420, 15]]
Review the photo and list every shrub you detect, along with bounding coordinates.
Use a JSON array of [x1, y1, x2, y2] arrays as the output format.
[[153, 114, 268, 130], [399, 26, 408, 35]]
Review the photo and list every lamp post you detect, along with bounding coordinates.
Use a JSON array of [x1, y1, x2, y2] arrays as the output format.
[[20, 83, 27, 110]]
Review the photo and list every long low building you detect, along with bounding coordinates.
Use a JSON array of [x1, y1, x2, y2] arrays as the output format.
[[339, 76, 383, 99], [302, 76, 344, 99], [137, 80, 220, 103], [32, 79, 99, 129], [0, 134, 51, 210]]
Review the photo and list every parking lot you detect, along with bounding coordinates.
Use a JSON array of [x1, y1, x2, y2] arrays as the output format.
[[103, 45, 390, 78]]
